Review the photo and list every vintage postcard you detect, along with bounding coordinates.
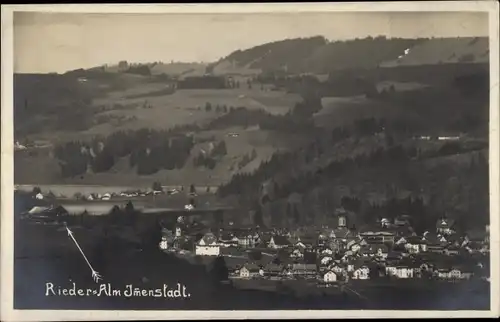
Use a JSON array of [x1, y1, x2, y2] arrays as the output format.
[[1, 2, 499, 320]]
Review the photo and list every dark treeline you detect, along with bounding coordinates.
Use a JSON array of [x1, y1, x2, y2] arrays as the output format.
[[206, 94, 322, 133], [207, 107, 315, 133], [54, 125, 198, 178], [256, 72, 380, 99], [125, 65, 152, 76], [124, 86, 176, 99]]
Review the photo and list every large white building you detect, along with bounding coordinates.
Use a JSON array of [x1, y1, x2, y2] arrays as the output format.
[[195, 232, 221, 256]]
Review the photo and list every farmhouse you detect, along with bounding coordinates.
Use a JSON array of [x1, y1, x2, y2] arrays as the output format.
[[268, 236, 291, 249], [369, 244, 389, 258], [328, 261, 346, 275], [405, 236, 428, 254], [323, 271, 338, 283], [436, 218, 456, 235], [240, 263, 260, 279], [195, 232, 221, 256], [320, 256, 333, 266], [291, 263, 317, 276], [352, 266, 370, 280], [385, 265, 415, 279], [159, 229, 175, 250], [234, 231, 260, 248], [290, 248, 305, 259], [264, 263, 285, 277], [435, 267, 472, 280]]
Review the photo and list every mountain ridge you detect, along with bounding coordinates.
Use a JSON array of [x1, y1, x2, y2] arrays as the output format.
[[54, 35, 489, 77], [212, 36, 489, 75]]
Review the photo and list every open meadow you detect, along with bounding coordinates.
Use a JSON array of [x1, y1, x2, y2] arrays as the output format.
[[86, 86, 302, 135]]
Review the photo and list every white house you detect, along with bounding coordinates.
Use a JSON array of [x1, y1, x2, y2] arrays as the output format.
[[235, 232, 260, 248], [195, 232, 220, 256], [328, 262, 345, 275], [175, 226, 183, 237], [370, 244, 389, 259], [404, 243, 420, 254], [320, 256, 333, 266], [395, 266, 414, 279], [436, 218, 456, 235], [385, 265, 414, 278], [405, 237, 427, 254], [436, 268, 472, 280], [196, 245, 220, 256], [268, 236, 290, 249], [350, 244, 361, 253], [240, 264, 260, 278], [321, 248, 334, 256], [352, 266, 370, 280], [380, 218, 391, 228], [159, 237, 169, 250], [323, 271, 338, 283], [290, 248, 304, 258]]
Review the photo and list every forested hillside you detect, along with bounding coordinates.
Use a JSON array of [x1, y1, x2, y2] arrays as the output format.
[[215, 36, 488, 74]]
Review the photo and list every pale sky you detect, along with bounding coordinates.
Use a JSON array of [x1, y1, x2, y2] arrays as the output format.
[[14, 11, 488, 74]]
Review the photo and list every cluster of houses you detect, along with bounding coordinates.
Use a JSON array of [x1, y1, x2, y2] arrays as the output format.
[[77, 189, 167, 201], [25, 187, 178, 202], [160, 209, 490, 286]]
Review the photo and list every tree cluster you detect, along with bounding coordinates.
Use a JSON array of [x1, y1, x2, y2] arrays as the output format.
[[54, 127, 196, 178]]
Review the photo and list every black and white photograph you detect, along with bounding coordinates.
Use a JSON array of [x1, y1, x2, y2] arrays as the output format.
[[1, 2, 499, 320]]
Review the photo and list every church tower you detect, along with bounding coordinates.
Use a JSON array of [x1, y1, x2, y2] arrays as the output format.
[[338, 214, 347, 228], [175, 225, 182, 237], [335, 207, 348, 228]]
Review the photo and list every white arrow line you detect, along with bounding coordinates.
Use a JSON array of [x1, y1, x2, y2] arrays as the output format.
[[65, 225, 103, 283]]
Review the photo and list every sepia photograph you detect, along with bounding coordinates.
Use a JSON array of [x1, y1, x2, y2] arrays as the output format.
[[1, 2, 499, 320]]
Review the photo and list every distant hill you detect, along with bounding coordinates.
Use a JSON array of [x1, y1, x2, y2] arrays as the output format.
[[150, 62, 207, 77], [222, 36, 328, 72], [212, 36, 489, 75], [85, 62, 208, 77]]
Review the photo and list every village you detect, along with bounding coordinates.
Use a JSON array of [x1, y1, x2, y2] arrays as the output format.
[[159, 209, 491, 290]]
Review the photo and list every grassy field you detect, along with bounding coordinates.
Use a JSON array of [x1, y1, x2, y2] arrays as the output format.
[[14, 71, 306, 186], [85, 87, 301, 135], [18, 73, 301, 144]]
